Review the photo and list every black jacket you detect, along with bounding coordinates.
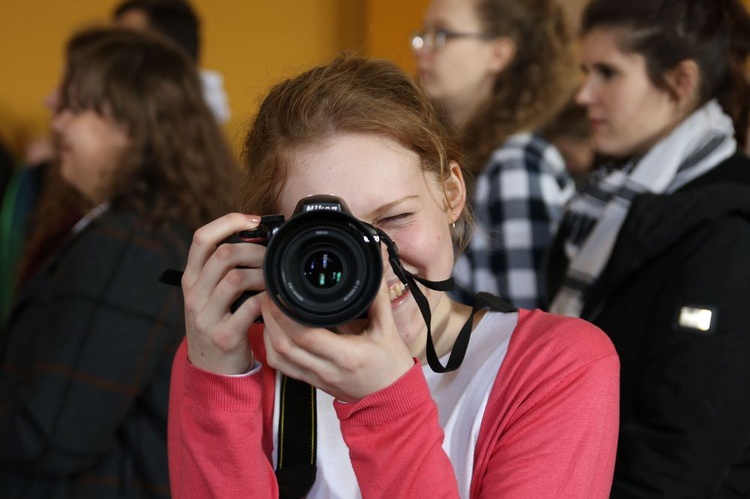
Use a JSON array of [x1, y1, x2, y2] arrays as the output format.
[[0, 208, 189, 498], [546, 153, 750, 498]]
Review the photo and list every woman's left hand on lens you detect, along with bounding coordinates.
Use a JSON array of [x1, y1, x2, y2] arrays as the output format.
[[261, 276, 414, 403]]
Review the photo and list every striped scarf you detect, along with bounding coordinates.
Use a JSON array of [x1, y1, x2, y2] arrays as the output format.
[[550, 99, 736, 317]]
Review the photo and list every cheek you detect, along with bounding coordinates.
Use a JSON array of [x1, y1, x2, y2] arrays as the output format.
[[396, 226, 453, 275], [71, 133, 101, 165], [435, 53, 468, 86], [447, 58, 480, 89], [616, 100, 665, 139]]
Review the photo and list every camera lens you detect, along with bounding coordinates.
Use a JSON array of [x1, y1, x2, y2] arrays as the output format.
[[264, 209, 382, 327], [304, 251, 343, 288]]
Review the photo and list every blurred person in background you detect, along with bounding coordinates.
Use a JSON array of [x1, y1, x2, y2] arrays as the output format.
[[412, 0, 577, 310], [114, 0, 231, 124], [541, 95, 598, 186], [0, 27, 238, 498]]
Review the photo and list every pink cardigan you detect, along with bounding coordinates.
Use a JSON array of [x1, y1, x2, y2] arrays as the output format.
[[168, 309, 619, 498]]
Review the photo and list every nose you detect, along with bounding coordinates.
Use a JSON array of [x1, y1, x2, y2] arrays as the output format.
[[44, 87, 61, 112], [52, 109, 70, 134], [412, 45, 430, 64], [576, 76, 595, 107]]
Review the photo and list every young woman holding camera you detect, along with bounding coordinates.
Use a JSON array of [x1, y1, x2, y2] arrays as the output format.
[[168, 55, 619, 498], [546, 0, 750, 495]]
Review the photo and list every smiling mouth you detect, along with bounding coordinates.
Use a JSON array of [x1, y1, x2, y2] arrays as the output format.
[[389, 281, 408, 302]]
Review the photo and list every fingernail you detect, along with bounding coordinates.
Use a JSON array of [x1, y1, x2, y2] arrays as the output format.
[[248, 215, 261, 225]]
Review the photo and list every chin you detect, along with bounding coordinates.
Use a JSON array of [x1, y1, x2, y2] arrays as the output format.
[[594, 132, 655, 158], [420, 81, 441, 101], [391, 297, 420, 336], [593, 140, 630, 159]]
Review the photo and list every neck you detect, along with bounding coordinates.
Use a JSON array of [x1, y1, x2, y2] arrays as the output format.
[[443, 88, 493, 132]]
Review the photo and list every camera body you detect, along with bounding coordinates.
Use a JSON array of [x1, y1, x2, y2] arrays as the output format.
[[236, 195, 383, 327]]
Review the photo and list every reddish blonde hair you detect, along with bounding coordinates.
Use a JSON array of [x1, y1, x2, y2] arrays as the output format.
[[242, 55, 473, 251]]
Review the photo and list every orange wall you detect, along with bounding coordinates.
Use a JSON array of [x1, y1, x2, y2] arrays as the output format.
[[0, 1, 428, 160], [4, 0, 750, 160], [367, 0, 429, 75]]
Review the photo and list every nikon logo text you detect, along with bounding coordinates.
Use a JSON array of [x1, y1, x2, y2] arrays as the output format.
[[303, 204, 341, 212]]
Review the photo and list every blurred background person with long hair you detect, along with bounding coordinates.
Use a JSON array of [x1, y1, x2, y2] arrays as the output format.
[[0, 27, 238, 498], [412, 0, 577, 309]]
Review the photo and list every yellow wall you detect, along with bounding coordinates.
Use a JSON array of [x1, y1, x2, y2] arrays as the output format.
[[0, 1, 430, 161]]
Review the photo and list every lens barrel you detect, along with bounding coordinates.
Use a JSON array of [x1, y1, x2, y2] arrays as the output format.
[[264, 209, 382, 327]]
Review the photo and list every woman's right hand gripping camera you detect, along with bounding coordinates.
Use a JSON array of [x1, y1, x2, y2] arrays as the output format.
[[182, 213, 265, 376]]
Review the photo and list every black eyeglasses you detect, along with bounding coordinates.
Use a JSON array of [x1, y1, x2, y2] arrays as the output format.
[[410, 28, 498, 51]]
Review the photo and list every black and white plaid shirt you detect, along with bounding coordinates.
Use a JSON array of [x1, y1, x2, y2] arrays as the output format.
[[454, 132, 574, 309]]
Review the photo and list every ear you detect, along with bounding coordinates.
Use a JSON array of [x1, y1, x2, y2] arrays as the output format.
[[665, 59, 700, 106], [444, 160, 467, 223], [487, 36, 517, 75]]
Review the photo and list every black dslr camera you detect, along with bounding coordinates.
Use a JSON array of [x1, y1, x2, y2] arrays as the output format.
[[235, 195, 383, 328]]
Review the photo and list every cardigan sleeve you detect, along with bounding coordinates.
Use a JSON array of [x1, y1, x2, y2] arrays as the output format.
[[335, 360, 461, 498], [168, 340, 277, 499]]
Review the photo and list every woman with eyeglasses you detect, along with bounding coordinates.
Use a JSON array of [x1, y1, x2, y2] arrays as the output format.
[[412, 0, 578, 310]]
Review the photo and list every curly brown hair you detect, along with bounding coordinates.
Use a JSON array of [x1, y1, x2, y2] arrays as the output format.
[[242, 55, 473, 253], [19, 27, 239, 286], [461, 0, 577, 176], [59, 27, 239, 226]]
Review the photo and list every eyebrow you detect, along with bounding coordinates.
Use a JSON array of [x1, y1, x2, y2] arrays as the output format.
[[593, 62, 616, 70], [366, 195, 420, 221], [580, 61, 617, 73]]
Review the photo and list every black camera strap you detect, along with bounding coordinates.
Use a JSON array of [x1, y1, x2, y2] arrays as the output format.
[[378, 229, 516, 373], [275, 375, 317, 499], [417, 279, 515, 373]]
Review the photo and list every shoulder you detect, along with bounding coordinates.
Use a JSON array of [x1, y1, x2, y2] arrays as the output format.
[[482, 309, 619, 436], [485, 132, 567, 177], [625, 175, 750, 253], [506, 309, 618, 378], [84, 209, 192, 257], [518, 309, 615, 352], [60, 209, 192, 290], [676, 152, 750, 193]]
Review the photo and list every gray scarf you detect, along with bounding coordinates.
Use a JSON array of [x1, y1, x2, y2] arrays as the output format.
[[550, 99, 736, 317]]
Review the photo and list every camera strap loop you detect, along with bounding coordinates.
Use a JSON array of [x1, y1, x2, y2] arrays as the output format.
[[377, 230, 516, 373], [432, 291, 516, 371], [275, 375, 317, 499]]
